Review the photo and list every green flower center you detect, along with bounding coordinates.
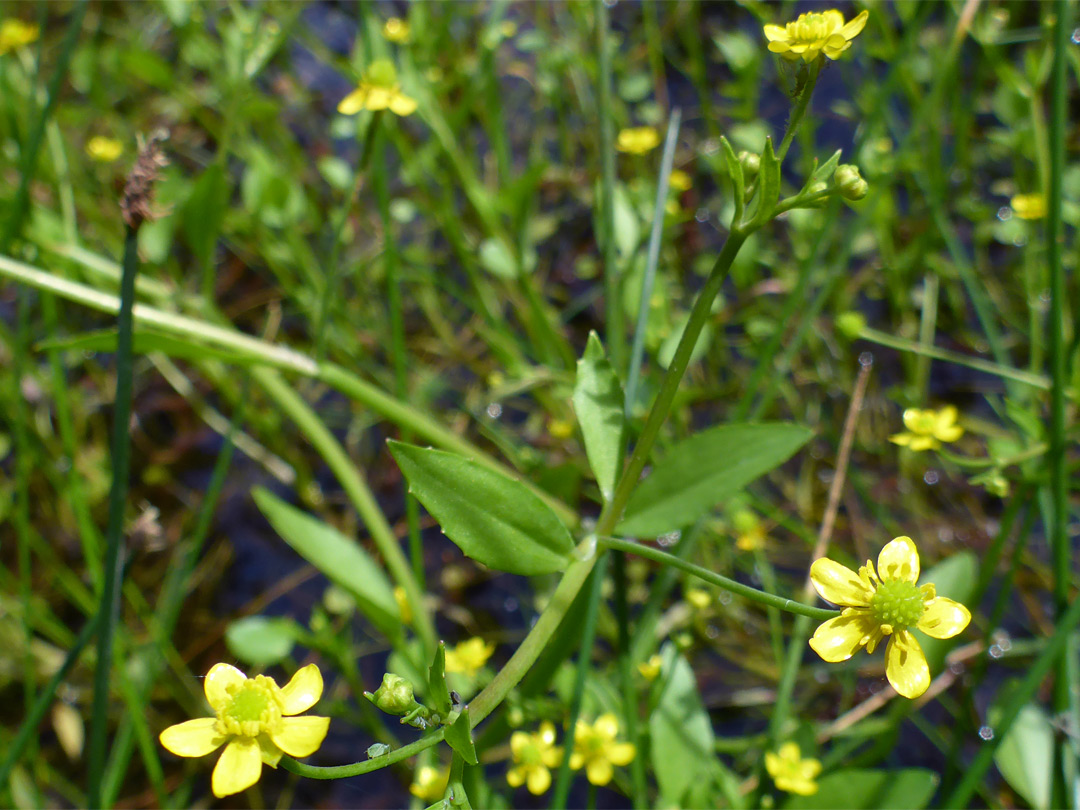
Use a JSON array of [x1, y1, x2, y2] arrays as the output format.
[[218, 677, 282, 738], [227, 685, 269, 723], [870, 579, 925, 629]]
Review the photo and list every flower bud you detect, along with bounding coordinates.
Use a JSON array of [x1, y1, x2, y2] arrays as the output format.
[[834, 164, 868, 200], [737, 150, 760, 177], [836, 311, 866, 340], [364, 673, 419, 716]]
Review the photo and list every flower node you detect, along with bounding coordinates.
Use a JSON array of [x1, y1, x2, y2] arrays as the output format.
[[870, 579, 925, 630]]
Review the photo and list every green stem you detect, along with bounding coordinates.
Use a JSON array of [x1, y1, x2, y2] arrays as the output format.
[[858, 326, 1049, 389], [598, 537, 837, 621], [282, 729, 446, 779], [775, 60, 821, 162], [87, 225, 140, 808], [596, 0, 623, 372]]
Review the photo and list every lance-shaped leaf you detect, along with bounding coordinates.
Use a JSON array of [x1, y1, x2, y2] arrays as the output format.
[[428, 642, 452, 719], [389, 441, 575, 575], [445, 706, 478, 766], [720, 135, 745, 224], [616, 423, 812, 537], [572, 332, 626, 502], [748, 136, 781, 230]]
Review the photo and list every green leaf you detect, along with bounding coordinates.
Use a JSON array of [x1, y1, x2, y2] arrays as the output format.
[[809, 149, 843, 187], [428, 642, 452, 718], [917, 550, 977, 673], [478, 237, 519, 280], [251, 488, 401, 638], [388, 441, 574, 575], [183, 164, 230, 271], [616, 423, 812, 537], [649, 644, 715, 806], [750, 135, 781, 229], [613, 184, 640, 260], [781, 768, 938, 810], [445, 707, 478, 765], [35, 328, 253, 367], [720, 135, 745, 222], [572, 332, 625, 502], [992, 702, 1054, 809], [225, 616, 299, 667]]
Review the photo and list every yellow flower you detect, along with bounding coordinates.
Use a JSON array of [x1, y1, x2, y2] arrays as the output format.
[[685, 587, 711, 611], [382, 17, 410, 44], [507, 721, 562, 795], [1011, 192, 1046, 220], [637, 654, 662, 681], [616, 126, 660, 155], [159, 663, 329, 798], [86, 136, 123, 163], [569, 713, 636, 786], [410, 764, 449, 802], [444, 637, 495, 677], [0, 18, 39, 55], [338, 59, 417, 117], [809, 537, 971, 699], [393, 585, 412, 625], [889, 406, 963, 452], [549, 418, 574, 439], [499, 20, 518, 38], [733, 509, 766, 552], [763, 9, 869, 62], [765, 742, 821, 796], [668, 169, 693, 191]]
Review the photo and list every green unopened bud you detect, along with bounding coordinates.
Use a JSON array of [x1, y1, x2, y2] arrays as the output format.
[[834, 164, 868, 200], [737, 150, 760, 177], [836, 311, 867, 340], [364, 673, 419, 716]]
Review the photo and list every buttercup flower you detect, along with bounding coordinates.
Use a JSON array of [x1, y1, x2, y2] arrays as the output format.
[[668, 169, 693, 192], [0, 19, 39, 55], [637, 654, 662, 681], [1011, 192, 1046, 220], [569, 713, 636, 786], [889, 406, 963, 451], [159, 663, 329, 798], [393, 585, 412, 625], [507, 722, 562, 795], [765, 742, 821, 795], [338, 59, 417, 117], [444, 637, 495, 677], [809, 536, 971, 699], [86, 136, 123, 163], [733, 509, 766, 552], [764, 9, 869, 62], [685, 587, 711, 611], [616, 126, 660, 155], [382, 17, 410, 44], [410, 764, 449, 802]]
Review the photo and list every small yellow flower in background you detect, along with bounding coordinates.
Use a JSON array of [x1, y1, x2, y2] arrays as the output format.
[[410, 764, 449, 802], [86, 136, 123, 163], [444, 637, 495, 677], [637, 654, 662, 681], [763, 9, 869, 62], [159, 663, 329, 798], [889, 405, 963, 452], [548, 417, 574, 439], [507, 721, 562, 795], [499, 20, 518, 38], [393, 585, 412, 625], [616, 126, 660, 155], [685, 587, 711, 611], [733, 509, 766, 552], [809, 536, 971, 699], [1011, 192, 1046, 220], [0, 18, 39, 55], [570, 713, 636, 786], [338, 59, 417, 117], [668, 169, 692, 191], [382, 17, 410, 44], [765, 742, 821, 795]]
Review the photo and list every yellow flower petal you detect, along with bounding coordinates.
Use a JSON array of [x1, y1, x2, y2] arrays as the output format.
[[763, 24, 790, 42], [799, 758, 823, 780], [159, 717, 225, 757], [212, 737, 263, 798], [778, 742, 800, 762], [765, 750, 782, 775], [839, 10, 869, 40], [337, 88, 368, 115], [889, 432, 913, 447], [594, 713, 620, 740], [257, 734, 284, 767], [909, 435, 938, 451], [885, 629, 930, 699], [901, 408, 928, 433], [280, 663, 323, 715], [936, 424, 963, 442], [808, 611, 877, 662], [607, 742, 636, 766], [527, 765, 552, 795], [205, 663, 247, 713], [269, 715, 330, 757], [389, 91, 418, 116], [506, 765, 526, 788], [510, 731, 531, 758], [569, 751, 584, 770], [586, 757, 614, 786], [809, 558, 873, 607], [538, 721, 558, 750], [876, 536, 919, 583], [768, 41, 793, 54], [917, 597, 971, 639], [364, 86, 393, 111]]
